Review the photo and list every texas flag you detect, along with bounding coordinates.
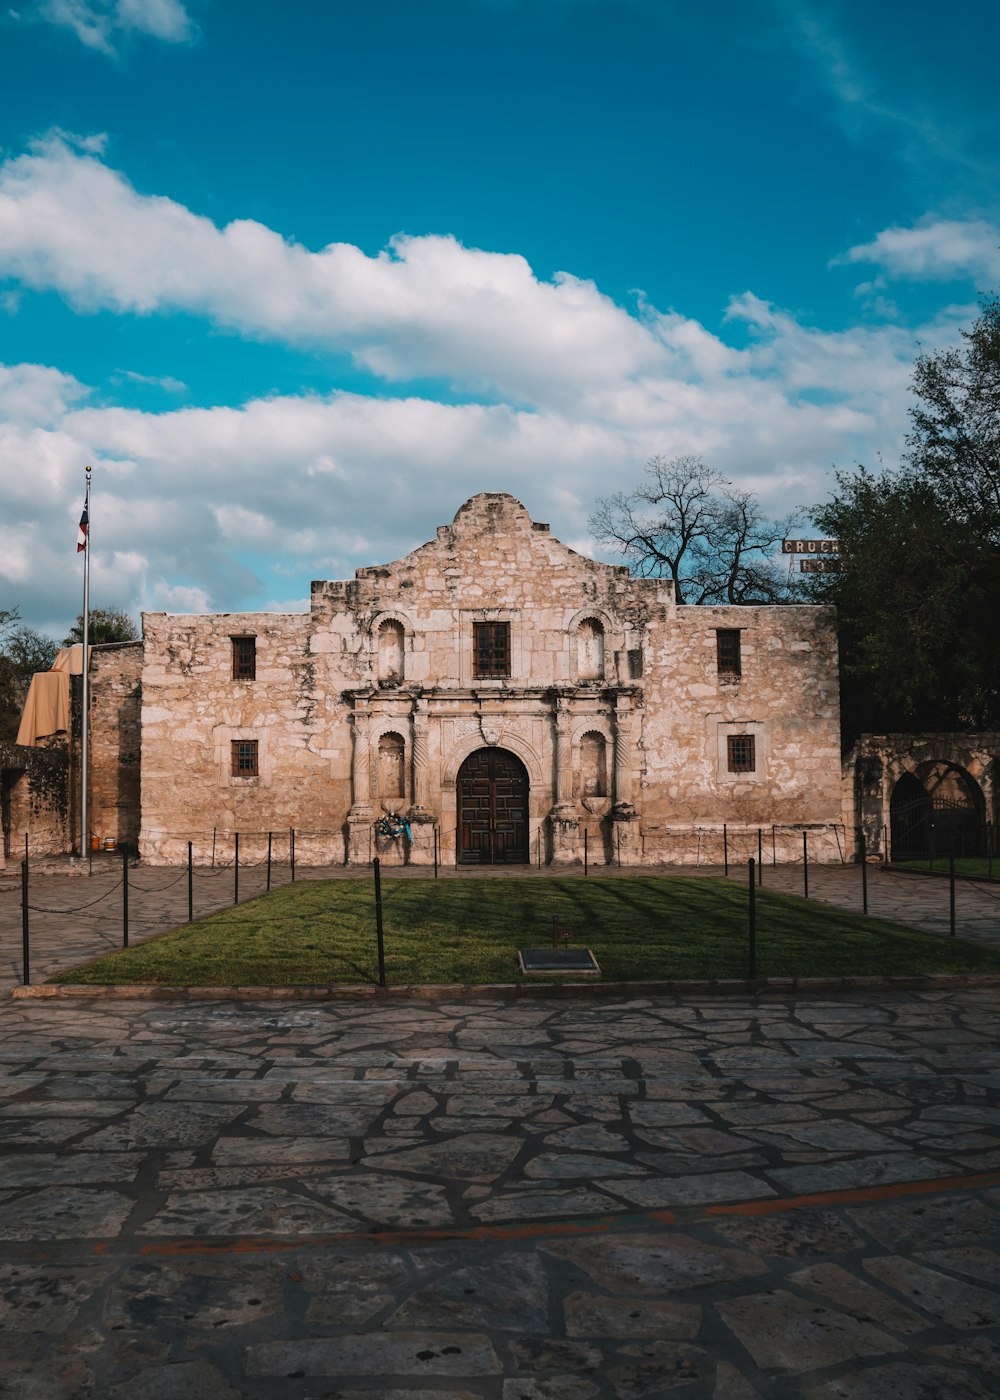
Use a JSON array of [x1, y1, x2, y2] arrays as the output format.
[[76, 503, 89, 553]]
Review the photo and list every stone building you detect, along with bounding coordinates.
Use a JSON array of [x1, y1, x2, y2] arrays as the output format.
[[134, 493, 845, 867]]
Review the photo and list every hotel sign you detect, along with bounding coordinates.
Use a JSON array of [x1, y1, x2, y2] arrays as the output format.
[[799, 558, 842, 573], [781, 539, 841, 555]]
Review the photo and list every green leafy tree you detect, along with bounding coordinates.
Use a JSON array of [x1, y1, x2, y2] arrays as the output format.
[[810, 467, 999, 739], [907, 295, 1000, 538], [62, 608, 140, 646]]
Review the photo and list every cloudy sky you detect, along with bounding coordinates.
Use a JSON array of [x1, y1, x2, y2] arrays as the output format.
[[1, 0, 998, 633]]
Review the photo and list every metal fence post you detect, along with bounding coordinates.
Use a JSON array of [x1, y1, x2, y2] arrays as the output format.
[[122, 844, 129, 948], [748, 858, 757, 980], [584, 828, 588, 876], [860, 832, 868, 914], [373, 856, 386, 988], [803, 830, 809, 899], [949, 855, 956, 936], [723, 822, 728, 876], [267, 831, 272, 891], [433, 826, 438, 879], [20, 853, 29, 986], [757, 828, 763, 886], [290, 828, 296, 882], [187, 841, 193, 923], [234, 831, 239, 905]]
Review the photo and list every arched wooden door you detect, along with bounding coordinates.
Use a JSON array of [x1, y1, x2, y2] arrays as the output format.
[[457, 748, 529, 864]]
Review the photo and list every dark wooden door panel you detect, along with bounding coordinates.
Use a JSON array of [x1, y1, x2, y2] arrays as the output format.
[[457, 748, 529, 864]]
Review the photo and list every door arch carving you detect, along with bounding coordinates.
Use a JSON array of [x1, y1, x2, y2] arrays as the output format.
[[457, 748, 529, 865]]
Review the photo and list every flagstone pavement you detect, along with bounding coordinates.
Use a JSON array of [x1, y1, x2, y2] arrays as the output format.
[[0, 862, 998, 1396]]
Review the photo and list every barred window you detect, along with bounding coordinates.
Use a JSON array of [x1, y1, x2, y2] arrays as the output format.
[[716, 628, 741, 678], [231, 739, 259, 777], [474, 621, 510, 678], [727, 734, 755, 773], [232, 636, 256, 681]]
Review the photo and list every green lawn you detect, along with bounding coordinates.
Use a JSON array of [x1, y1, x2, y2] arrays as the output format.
[[49, 876, 1000, 986], [893, 857, 997, 880]]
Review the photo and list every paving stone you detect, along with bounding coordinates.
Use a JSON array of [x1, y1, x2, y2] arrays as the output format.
[[245, 1332, 503, 1377], [847, 1196, 1000, 1249], [0, 1353, 97, 1398], [79, 1102, 238, 1150], [0, 1152, 142, 1187], [507, 1339, 602, 1375], [211, 1134, 352, 1164], [709, 1210, 866, 1259], [563, 1291, 700, 1339], [470, 1188, 619, 1222], [716, 1288, 903, 1372], [248, 1102, 384, 1136], [542, 1232, 765, 1295], [525, 1153, 648, 1180], [137, 1186, 354, 1236], [923, 1337, 1000, 1379], [365, 1133, 523, 1181], [862, 1255, 1000, 1328], [915, 1246, 1000, 1286], [106, 1360, 243, 1399], [541, 1125, 630, 1152], [501, 1380, 599, 1400], [0, 1187, 133, 1240], [601, 1171, 775, 1207], [0, 1262, 111, 1333], [769, 1153, 954, 1194], [0, 1117, 106, 1145], [712, 1361, 763, 1399], [803, 1362, 997, 1399], [310, 1172, 455, 1227], [606, 1341, 711, 1396], [103, 1258, 286, 1331], [788, 1262, 926, 1332], [391, 1252, 548, 1332]]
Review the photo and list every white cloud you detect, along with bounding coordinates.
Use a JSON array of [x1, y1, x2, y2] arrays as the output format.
[[838, 217, 1000, 286], [34, 0, 192, 53], [0, 136, 663, 408]]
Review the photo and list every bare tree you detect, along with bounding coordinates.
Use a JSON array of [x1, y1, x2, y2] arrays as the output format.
[[589, 455, 803, 604]]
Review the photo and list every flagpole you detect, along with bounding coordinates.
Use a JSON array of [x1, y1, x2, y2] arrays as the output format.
[[80, 466, 91, 859]]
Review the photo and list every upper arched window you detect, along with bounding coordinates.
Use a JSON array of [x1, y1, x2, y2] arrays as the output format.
[[577, 618, 605, 680], [377, 619, 405, 684], [377, 732, 406, 798]]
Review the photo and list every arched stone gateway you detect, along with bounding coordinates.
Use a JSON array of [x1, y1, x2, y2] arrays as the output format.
[[890, 762, 985, 860], [457, 748, 529, 865]]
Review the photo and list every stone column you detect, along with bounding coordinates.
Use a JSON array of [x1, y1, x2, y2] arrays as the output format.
[[612, 698, 641, 864], [407, 696, 436, 864], [411, 698, 430, 811], [550, 695, 579, 864], [613, 702, 635, 808], [347, 701, 374, 864]]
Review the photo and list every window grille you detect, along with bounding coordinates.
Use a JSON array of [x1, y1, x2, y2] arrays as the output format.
[[232, 636, 256, 681], [474, 621, 510, 678], [716, 628, 741, 677], [727, 734, 755, 773], [231, 739, 259, 777]]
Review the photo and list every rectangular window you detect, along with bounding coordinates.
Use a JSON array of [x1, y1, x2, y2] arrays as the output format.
[[716, 628, 741, 678], [232, 636, 256, 681], [474, 621, 510, 678], [727, 734, 755, 773], [231, 739, 259, 777]]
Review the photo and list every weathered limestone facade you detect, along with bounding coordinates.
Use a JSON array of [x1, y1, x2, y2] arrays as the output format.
[[137, 494, 844, 866]]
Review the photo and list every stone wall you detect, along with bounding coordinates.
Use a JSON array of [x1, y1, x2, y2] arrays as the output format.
[[89, 642, 142, 851], [0, 739, 71, 860], [847, 732, 1000, 860], [137, 494, 847, 866]]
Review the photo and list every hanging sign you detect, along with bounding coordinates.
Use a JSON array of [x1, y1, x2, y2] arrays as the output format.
[[800, 559, 842, 573], [782, 539, 841, 554]]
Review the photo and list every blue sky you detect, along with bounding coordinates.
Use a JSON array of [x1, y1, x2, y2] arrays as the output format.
[[1, 0, 998, 632]]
